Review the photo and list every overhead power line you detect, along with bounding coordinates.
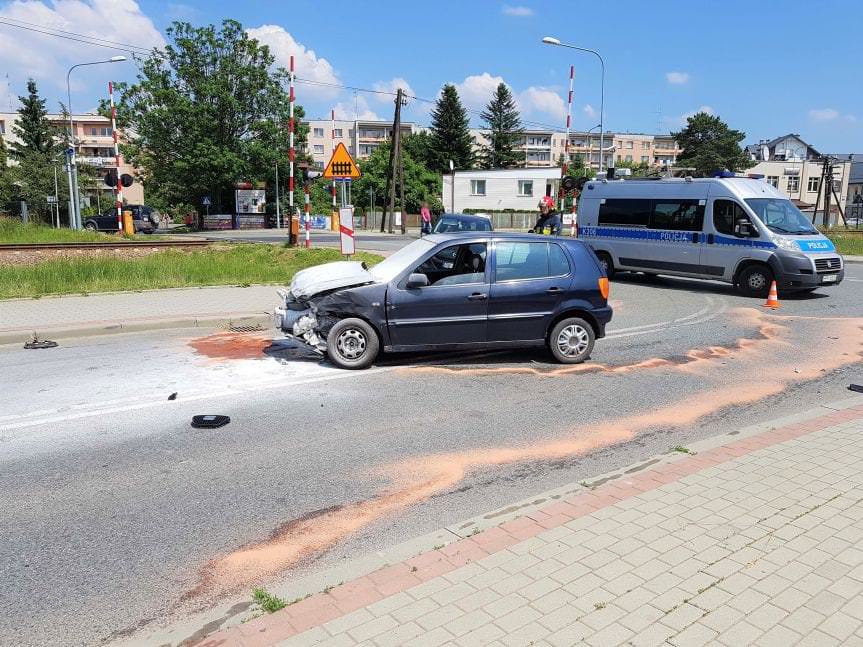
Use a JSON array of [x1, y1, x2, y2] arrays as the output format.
[[0, 17, 154, 55]]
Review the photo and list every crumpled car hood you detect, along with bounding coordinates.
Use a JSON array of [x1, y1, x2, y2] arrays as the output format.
[[289, 261, 377, 299]]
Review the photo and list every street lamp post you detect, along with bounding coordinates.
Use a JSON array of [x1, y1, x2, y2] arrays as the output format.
[[449, 159, 455, 213], [66, 55, 126, 230], [542, 37, 606, 174]]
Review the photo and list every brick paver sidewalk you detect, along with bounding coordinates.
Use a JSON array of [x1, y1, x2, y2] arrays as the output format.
[[200, 398, 863, 647]]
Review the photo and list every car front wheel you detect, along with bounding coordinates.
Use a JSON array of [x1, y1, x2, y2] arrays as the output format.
[[326, 318, 380, 370], [737, 265, 773, 298], [84, 222, 98, 232], [549, 317, 595, 364]]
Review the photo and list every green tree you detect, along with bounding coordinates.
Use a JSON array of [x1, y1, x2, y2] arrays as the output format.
[[428, 84, 474, 172], [353, 142, 442, 215], [7, 80, 68, 221], [672, 112, 752, 177], [479, 83, 522, 169], [0, 137, 13, 212], [613, 159, 654, 177], [109, 19, 308, 213], [401, 131, 436, 171]]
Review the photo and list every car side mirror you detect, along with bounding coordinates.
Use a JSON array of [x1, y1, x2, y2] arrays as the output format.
[[406, 273, 429, 289], [734, 218, 752, 238]]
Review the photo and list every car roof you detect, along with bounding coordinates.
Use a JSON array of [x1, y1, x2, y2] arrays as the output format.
[[438, 213, 489, 221]]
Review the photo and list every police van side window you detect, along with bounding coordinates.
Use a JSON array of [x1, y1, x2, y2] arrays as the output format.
[[650, 200, 704, 231], [598, 199, 651, 227], [713, 200, 748, 236]]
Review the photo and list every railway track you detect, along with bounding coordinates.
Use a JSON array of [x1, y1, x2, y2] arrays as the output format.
[[0, 240, 211, 251]]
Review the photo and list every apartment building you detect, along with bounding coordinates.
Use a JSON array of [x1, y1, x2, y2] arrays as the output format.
[[0, 111, 144, 205], [470, 128, 682, 170], [304, 119, 416, 168]]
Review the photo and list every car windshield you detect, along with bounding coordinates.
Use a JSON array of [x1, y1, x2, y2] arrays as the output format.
[[433, 217, 491, 233], [369, 238, 435, 282], [745, 198, 818, 235]]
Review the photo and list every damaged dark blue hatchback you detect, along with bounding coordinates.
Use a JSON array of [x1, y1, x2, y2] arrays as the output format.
[[275, 233, 613, 369]]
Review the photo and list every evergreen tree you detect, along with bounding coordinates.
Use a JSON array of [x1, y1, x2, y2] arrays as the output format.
[[479, 83, 522, 169], [10, 79, 60, 160], [673, 112, 753, 177], [0, 137, 12, 211], [428, 84, 474, 172]]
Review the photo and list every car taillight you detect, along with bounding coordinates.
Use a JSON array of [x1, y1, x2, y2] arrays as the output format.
[[598, 277, 609, 300]]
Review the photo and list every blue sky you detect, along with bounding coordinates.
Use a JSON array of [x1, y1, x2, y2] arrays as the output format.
[[2, 0, 861, 152]]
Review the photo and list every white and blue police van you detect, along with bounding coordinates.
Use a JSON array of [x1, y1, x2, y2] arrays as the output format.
[[576, 176, 844, 297]]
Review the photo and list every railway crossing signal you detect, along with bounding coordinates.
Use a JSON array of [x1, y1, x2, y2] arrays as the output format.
[[323, 143, 361, 179]]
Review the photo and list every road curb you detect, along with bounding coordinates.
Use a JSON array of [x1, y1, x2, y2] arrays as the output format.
[[0, 313, 274, 345], [129, 395, 863, 647], [844, 254, 863, 264]]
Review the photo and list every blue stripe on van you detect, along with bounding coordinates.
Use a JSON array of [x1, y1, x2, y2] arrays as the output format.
[[578, 226, 776, 250]]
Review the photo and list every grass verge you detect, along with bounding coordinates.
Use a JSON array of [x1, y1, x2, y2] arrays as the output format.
[[827, 233, 863, 256], [0, 244, 383, 299], [0, 218, 161, 244]]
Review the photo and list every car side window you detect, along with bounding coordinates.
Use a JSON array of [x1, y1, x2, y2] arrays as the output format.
[[713, 200, 752, 236], [495, 242, 564, 281], [413, 243, 487, 286]]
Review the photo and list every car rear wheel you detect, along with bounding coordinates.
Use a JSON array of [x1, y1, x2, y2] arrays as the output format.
[[326, 318, 379, 370], [737, 265, 773, 298], [84, 222, 97, 232], [549, 317, 595, 364]]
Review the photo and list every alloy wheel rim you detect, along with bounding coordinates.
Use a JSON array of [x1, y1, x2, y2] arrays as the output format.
[[557, 324, 589, 357], [748, 273, 767, 290], [337, 328, 366, 360]]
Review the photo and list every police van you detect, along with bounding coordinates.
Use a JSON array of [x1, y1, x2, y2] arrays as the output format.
[[577, 176, 844, 297]]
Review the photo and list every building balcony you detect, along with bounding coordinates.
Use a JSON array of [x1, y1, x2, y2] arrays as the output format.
[[78, 156, 116, 166]]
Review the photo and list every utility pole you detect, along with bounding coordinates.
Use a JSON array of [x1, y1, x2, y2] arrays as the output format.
[[383, 88, 406, 234], [275, 161, 281, 229], [398, 140, 407, 234]]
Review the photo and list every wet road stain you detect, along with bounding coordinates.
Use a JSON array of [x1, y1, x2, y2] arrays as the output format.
[[187, 333, 273, 361], [185, 309, 863, 602]]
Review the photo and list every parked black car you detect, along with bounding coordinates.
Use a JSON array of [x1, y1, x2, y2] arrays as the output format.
[[432, 213, 493, 233], [83, 205, 159, 233], [276, 233, 613, 369]]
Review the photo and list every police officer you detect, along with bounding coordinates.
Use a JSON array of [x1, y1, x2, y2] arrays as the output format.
[[531, 196, 562, 235]]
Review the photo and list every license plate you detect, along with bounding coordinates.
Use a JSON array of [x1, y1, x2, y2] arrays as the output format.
[[822, 274, 838, 283]]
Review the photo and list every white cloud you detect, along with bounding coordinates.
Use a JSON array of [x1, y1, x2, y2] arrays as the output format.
[[808, 108, 839, 121], [166, 3, 199, 21], [518, 86, 566, 122], [583, 104, 597, 120], [454, 72, 507, 110], [247, 25, 340, 99], [502, 5, 533, 16], [333, 95, 381, 121], [371, 77, 416, 103], [0, 0, 164, 94], [665, 71, 690, 85]]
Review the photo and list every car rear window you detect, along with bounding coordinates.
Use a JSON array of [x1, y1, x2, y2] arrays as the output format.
[[495, 242, 568, 281]]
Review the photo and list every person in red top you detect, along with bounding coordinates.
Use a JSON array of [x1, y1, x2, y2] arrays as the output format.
[[420, 201, 433, 236]]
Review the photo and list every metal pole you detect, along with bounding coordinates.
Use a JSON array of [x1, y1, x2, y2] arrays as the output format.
[[53, 166, 59, 228], [288, 54, 295, 240], [65, 67, 77, 230], [304, 178, 311, 248], [275, 161, 280, 229], [109, 81, 123, 234]]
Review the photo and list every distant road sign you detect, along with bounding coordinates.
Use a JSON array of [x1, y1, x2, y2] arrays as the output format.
[[202, 196, 211, 206], [46, 195, 58, 204], [323, 143, 361, 179]]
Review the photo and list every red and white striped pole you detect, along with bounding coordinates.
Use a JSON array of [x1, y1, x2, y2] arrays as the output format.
[[288, 55, 295, 238], [564, 65, 577, 236], [109, 81, 123, 235], [331, 108, 337, 214], [304, 177, 311, 248]]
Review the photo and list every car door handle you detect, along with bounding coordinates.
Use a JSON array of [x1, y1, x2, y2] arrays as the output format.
[[707, 233, 715, 244], [546, 287, 562, 293], [467, 293, 488, 301]]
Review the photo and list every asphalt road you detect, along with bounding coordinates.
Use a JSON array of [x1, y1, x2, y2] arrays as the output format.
[[2, 266, 863, 646]]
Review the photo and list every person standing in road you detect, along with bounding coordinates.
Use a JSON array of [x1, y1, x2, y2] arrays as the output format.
[[420, 202, 433, 236], [532, 195, 562, 235]]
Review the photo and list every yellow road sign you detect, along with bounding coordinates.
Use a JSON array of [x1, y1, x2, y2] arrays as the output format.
[[323, 143, 362, 179]]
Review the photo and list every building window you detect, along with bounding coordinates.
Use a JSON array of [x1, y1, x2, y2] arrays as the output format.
[[642, 141, 650, 149], [313, 144, 324, 154], [518, 180, 533, 196], [641, 156, 649, 163], [625, 141, 634, 149], [617, 155, 623, 162], [470, 179, 486, 196], [0, 120, 5, 134], [807, 176, 820, 192], [625, 155, 633, 162], [766, 176, 779, 188], [526, 151, 550, 162], [333, 128, 343, 137], [313, 128, 324, 137], [787, 176, 800, 192]]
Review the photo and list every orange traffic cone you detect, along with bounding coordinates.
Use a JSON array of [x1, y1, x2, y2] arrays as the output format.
[[763, 280, 780, 309]]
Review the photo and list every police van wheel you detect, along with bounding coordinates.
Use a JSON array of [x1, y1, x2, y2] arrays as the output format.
[[326, 318, 379, 370], [737, 265, 773, 298], [595, 252, 615, 279], [549, 317, 595, 364]]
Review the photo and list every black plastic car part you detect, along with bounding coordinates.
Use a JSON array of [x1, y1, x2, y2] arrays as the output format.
[[190, 415, 230, 429]]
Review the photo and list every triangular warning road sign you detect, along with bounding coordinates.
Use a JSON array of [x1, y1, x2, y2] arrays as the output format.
[[323, 143, 362, 179]]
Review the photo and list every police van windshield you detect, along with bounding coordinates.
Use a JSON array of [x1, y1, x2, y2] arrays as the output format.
[[744, 198, 818, 235]]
